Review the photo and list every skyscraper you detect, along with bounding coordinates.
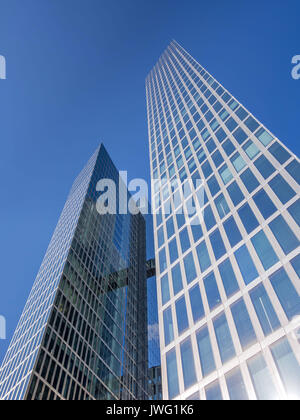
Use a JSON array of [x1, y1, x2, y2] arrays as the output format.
[[146, 41, 300, 400], [0, 144, 149, 400]]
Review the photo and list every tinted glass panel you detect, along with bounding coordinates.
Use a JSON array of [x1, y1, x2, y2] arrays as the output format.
[[269, 215, 299, 255], [247, 353, 278, 400], [213, 313, 236, 363], [234, 245, 258, 285], [204, 272, 221, 310], [251, 230, 279, 270], [180, 338, 197, 390], [269, 268, 300, 320], [166, 349, 180, 399], [250, 284, 281, 336], [175, 296, 189, 334], [196, 326, 216, 377], [218, 258, 239, 297], [231, 298, 257, 349], [189, 284, 205, 322], [226, 368, 249, 400]]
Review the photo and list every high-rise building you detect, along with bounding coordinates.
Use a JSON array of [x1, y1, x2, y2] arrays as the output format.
[[0, 144, 149, 400], [146, 41, 300, 400]]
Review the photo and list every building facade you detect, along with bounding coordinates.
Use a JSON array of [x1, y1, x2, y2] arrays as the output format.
[[146, 41, 300, 400], [0, 144, 149, 400]]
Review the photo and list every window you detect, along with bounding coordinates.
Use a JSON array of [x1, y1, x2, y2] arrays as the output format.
[[183, 252, 197, 284], [238, 203, 259, 234], [209, 228, 226, 260], [180, 228, 190, 254], [240, 168, 259, 193], [270, 338, 300, 399], [268, 142, 291, 164], [161, 274, 170, 306], [249, 284, 280, 336], [269, 268, 300, 320], [214, 193, 230, 219], [204, 271, 221, 310], [196, 241, 211, 272], [176, 296, 189, 334], [231, 152, 246, 172], [256, 128, 273, 146], [251, 230, 279, 270], [166, 349, 180, 399], [163, 307, 174, 346], [205, 381, 222, 400], [244, 115, 259, 132], [231, 298, 257, 349], [202, 160, 213, 177], [212, 150, 224, 167], [214, 312, 236, 363], [254, 155, 275, 179], [223, 216, 242, 247], [207, 175, 220, 197], [225, 367, 249, 400], [269, 174, 296, 204], [243, 140, 260, 160], [166, 217, 175, 238], [227, 181, 244, 206], [222, 139, 235, 156], [157, 226, 164, 248], [196, 326, 216, 377], [291, 254, 300, 278], [233, 127, 248, 145], [288, 199, 300, 226], [219, 164, 233, 185], [172, 263, 183, 295], [180, 338, 197, 390], [204, 205, 216, 231], [285, 159, 300, 184], [269, 215, 299, 255], [189, 284, 205, 322], [159, 248, 167, 273], [234, 245, 258, 285], [169, 238, 179, 264], [191, 217, 203, 242], [247, 353, 278, 400], [253, 189, 276, 220], [218, 258, 239, 297]]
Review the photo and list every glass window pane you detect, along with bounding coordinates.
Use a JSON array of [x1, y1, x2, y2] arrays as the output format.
[[269, 174, 296, 204], [204, 205, 216, 231], [180, 228, 191, 254], [213, 312, 236, 363], [163, 307, 174, 346], [227, 181, 244, 206], [183, 252, 197, 284], [166, 349, 180, 399], [158, 226, 164, 248], [244, 115, 259, 132], [291, 254, 300, 278], [231, 152, 246, 172], [196, 326, 216, 377], [166, 217, 175, 238], [253, 189, 276, 220], [205, 380, 223, 400], [269, 268, 300, 321], [271, 338, 300, 399], [223, 216, 242, 247], [231, 298, 257, 349], [176, 295, 189, 335], [204, 272, 221, 310], [207, 175, 220, 196], [250, 284, 281, 336], [240, 168, 259, 193], [209, 228, 226, 261], [189, 284, 205, 322], [234, 245, 258, 285], [238, 203, 259, 234], [256, 128, 273, 146], [222, 139, 235, 156], [180, 338, 197, 390], [161, 274, 170, 306], [218, 258, 239, 297], [225, 367, 249, 400], [243, 140, 259, 159], [214, 193, 230, 219], [169, 237, 179, 264], [159, 248, 167, 274], [269, 215, 299, 255], [251, 230, 279, 270], [191, 217, 203, 242], [288, 199, 300, 226], [196, 241, 211, 272], [219, 164, 233, 185], [268, 142, 291, 164], [247, 353, 278, 400], [233, 127, 248, 145], [254, 155, 276, 179], [286, 159, 300, 184], [172, 263, 183, 296]]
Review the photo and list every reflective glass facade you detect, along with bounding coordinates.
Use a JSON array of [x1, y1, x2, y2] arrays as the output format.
[[0, 145, 148, 400], [146, 41, 300, 400]]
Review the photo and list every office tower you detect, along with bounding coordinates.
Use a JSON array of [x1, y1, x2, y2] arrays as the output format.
[[0, 144, 149, 400], [146, 41, 300, 400]]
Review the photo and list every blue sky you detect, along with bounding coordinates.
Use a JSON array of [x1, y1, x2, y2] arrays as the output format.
[[0, 0, 299, 363]]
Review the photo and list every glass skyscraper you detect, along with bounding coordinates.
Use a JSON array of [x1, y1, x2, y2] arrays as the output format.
[[146, 41, 300, 400], [0, 144, 149, 400]]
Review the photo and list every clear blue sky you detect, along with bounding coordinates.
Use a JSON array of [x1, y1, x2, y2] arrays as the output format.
[[0, 0, 299, 363]]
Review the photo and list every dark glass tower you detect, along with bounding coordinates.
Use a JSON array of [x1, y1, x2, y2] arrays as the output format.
[[0, 144, 148, 400], [146, 41, 300, 400]]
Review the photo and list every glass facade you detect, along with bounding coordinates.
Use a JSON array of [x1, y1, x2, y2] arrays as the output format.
[[146, 41, 300, 400], [0, 145, 149, 400]]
